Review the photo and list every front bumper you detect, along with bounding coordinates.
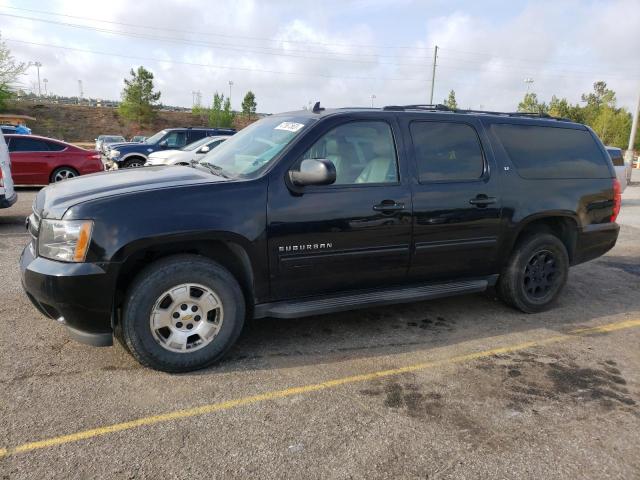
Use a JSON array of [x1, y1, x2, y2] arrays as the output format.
[[0, 191, 17, 208], [20, 242, 115, 346]]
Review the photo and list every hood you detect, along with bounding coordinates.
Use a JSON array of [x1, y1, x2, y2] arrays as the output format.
[[35, 165, 230, 219], [107, 142, 137, 149], [148, 149, 183, 160]]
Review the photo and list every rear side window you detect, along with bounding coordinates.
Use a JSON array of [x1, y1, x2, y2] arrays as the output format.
[[492, 124, 610, 179], [606, 148, 624, 167], [8, 137, 51, 152], [44, 141, 66, 152], [410, 121, 484, 182]]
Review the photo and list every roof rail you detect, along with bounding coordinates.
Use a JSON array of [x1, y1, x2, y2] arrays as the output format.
[[383, 104, 451, 112], [381, 104, 571, 122]]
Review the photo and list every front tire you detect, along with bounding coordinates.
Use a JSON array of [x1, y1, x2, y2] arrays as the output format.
[[122, 255, 245, 372], [498, 233, 569, 313], [123, 157, 145, 168]]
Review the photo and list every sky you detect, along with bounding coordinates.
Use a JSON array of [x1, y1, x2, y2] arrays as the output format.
[[0, 0, 639, 114]]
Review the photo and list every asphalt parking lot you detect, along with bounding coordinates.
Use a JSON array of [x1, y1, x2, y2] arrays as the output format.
[[1, 173, 639, 479]]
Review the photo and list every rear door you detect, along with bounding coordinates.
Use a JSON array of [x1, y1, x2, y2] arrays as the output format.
[[403, 117, 504, 281], [7, 137, 53, 184], [187, 129, 209, 143]]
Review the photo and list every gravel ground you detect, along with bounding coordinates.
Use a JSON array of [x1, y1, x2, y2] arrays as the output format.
[[1, 173, 639, 479]]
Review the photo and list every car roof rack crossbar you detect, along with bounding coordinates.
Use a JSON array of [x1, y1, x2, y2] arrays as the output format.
[[382, 104, 570, 121]]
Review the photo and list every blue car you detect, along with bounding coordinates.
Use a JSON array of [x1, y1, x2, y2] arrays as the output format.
[[1, 124, 32, 135], [106, 127, 236, 169]]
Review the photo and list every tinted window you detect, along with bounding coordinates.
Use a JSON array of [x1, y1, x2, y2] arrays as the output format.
[[410, 122, 484, 182], [8, 137, 51, 152], [1, 127, 16, 134], [606, 148, 624, 167], [492, 124, 610, 179], [44, 141, 66, 152], [188, 130, 208, 142], [301, 121, 398, 185]]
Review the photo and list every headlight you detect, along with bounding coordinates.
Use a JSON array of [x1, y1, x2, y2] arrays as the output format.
[[109, 150, 120, 159], [38, 220, 94, 262]]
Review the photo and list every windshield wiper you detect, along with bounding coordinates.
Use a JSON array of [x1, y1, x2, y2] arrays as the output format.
[[196, 162, 233, 179]]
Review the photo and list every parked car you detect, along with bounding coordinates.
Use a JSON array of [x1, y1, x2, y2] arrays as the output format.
[[146, 136, 228, 166], [606, 146, 632, 191], [5, 134, 103, 184], [95, 135, 126, 154], [106, 127, 236, 169], [21, 105, 620, 372], [2, 124, 31, 135], [130, 135, 147, 143], [0, 133, 16, 208]]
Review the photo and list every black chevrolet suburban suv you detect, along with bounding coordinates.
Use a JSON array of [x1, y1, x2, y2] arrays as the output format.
[[20, 104, 621, 372], [105, 127, 236, 169]]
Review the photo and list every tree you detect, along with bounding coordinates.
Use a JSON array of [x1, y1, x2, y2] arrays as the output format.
[[517, 93, 548, 114], [208, 92, 224, 127], [0, 34, 27, 110], [443, 90, 458, 110], [220, 96, 234, 128], [118, 66, 161, 125], [241, 91, 257, 118]]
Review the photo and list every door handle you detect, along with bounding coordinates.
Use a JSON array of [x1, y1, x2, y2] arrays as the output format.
[[469, 195, 497, 206], [373, 200, 405, 212]]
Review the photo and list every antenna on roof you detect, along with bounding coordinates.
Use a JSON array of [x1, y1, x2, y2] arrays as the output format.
[[312, 101, 324, 113]]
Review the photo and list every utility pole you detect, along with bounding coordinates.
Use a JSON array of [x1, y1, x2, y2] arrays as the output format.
[[429, 45, 438, 104], [228, 80, 233, 106], [524, 78, 534, 93], [78, 80, 83, 104], [43, 78, 48, 96], [370, 94, 376, 108], [34, 61, 42, 97], [627, 86, 639, 168]]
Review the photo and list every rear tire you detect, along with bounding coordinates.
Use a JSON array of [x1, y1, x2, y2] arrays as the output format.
[[50, 167, 79, 183], [497, 233, 569, 313], [121, 255, 245, 372]]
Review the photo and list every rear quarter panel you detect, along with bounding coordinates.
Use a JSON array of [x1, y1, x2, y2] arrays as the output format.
[[481, 119, 615, 265]]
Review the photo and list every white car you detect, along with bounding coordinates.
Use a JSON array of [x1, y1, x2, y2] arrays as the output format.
[[146, 136, 228, 166], [606, 146, 632, 192], [0, 133, 16, 208], [95, 135, 126, 154]]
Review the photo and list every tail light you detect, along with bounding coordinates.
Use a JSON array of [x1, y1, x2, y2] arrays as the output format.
[[0, 169, 3, 188], [611, 178, 621, 223]]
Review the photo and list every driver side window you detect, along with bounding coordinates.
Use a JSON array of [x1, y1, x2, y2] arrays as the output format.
[[164, 131, 187, 148], [301, 121, 398, 185]]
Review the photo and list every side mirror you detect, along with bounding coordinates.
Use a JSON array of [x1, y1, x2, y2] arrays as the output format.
[[199, 145, 210, 153], [289, 159, 336, 187]]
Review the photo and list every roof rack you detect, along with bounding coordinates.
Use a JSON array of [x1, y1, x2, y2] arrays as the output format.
[[382, 104, 571, 122]]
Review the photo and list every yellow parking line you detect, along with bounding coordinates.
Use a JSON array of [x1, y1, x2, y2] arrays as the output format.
[[1, 318, 639, 459]]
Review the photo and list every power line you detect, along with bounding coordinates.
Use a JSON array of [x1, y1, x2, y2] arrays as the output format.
[[3, 38, 425, 82], [0, 6, 435, 52], [0, 12, 435, 67]]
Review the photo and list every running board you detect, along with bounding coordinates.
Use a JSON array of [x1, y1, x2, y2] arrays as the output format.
[[254, 277, 494, 319]]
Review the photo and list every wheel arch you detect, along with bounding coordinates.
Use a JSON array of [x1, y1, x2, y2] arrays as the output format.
[[49, 165, 80, 183], [112, 236, 258, 323], [506, 213, 579, 264]]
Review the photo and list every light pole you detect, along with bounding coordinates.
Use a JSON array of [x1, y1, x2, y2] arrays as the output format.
[[43, 78, 48, 96], [370, 94, 376, 108], [524, 77, 534, 93], [228, 80, 233, 106], [30, 61, 43, 97]]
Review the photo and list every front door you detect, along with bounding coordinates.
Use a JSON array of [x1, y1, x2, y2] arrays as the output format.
[[404, 118, 503, 281], [7, 136, 52, 184], [267, 118, 412, 300]]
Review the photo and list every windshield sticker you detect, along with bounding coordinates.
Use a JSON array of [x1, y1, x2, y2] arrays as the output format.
[[274, 122, 305, 133]]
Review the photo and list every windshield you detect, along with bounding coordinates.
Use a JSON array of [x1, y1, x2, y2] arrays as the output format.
[[145, 130, 167, 144], [182, 136, 214, 151], [199, 116, 312, 177]]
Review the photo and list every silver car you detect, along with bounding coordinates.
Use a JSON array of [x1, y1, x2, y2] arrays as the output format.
[[606, 146, 632, 192]]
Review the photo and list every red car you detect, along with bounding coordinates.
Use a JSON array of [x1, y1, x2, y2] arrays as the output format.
[[4, 134, 104, 185]]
